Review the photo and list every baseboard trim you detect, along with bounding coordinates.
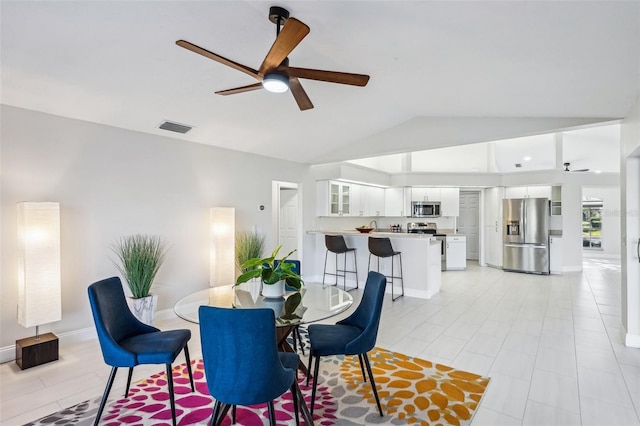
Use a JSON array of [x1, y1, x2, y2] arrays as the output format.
[[0, 308, 177, 364], [623, 329, 640, 348]]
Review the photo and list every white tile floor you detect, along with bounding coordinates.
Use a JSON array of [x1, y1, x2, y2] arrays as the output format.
[[1, 257, 639, 425]]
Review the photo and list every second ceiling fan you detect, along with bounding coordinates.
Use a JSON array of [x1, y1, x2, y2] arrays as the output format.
[[176, 6, 370, 111]]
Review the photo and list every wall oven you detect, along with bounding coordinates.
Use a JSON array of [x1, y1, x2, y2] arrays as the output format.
[[411, 201, 441, 218]]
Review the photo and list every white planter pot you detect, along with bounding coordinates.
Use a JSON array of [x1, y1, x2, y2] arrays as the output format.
[[262, 280, 286, 299], [127, 294, 158, 326]]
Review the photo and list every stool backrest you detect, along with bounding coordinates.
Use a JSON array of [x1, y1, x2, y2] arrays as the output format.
[[368, 237, 395, 258], [325, 235, 349, 253]]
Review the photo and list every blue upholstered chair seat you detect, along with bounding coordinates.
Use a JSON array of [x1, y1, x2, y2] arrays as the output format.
[[120, 330, 191, 365], [278, 352, 300, 371], [306, 324, 362, 356], [306, 271, 387, 416], [199, 306, 312, 425], [88, 277, 194, 426]]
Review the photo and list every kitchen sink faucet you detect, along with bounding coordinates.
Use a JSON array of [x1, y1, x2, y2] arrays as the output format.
[[369, 220, 378, 230]]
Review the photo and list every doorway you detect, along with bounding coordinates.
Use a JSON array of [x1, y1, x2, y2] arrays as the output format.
[[272, 181, 301, 260], [458, 191, 480, 261]]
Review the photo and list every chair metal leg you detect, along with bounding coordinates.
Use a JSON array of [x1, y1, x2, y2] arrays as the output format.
[[166, 364, 177, 426], [294, 380, 315, 426], [392, 253, 404, 301], [362, 353, 384, 416], [267, 400, 276, 425], [210, 401, 231, 426], [353, 249, 359, 289], [357, 354, 367, 382], [94, 366, 118, 426], [290, 383, 300, 426], [310, 355, 321, 414], [322, 249, 329, 286], [231, 405, 236, 424], [306, 352, 313, 386], [125, 367, 134, 397], [184, 344, 195, 392]]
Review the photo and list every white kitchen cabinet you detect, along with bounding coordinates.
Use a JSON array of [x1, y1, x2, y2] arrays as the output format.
[[550, 185, 562, 216], [446, 235, 466, 270], [549, 236, 563, 274], [316, 181, 352, 216], [440, 188, 460, 216], [369, 186, 385, 216], [412, 187, 441, 202], [351, 184, 364, 216], [504, 185, 550, 199], [385, 187, 410, 217], [484, 187, 503, 267]]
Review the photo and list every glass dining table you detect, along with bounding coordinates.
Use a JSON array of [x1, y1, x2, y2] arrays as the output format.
[[174, 280, 354, 374]]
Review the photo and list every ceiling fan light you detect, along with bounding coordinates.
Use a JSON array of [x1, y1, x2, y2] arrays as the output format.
[[262, 72, 289, 93]]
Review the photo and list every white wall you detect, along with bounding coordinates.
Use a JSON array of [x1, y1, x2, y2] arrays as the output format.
[[0, 105, 310, 350]]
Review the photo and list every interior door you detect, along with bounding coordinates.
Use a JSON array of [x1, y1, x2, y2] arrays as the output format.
[[279, 188, 298, 256], [458, 191, 479, 260]]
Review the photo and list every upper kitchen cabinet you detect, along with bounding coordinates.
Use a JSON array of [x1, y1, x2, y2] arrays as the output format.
[[411, 187, 460, 216], [369, 186, 385, 216], [504, 185, 551, 199], [411, 187, 441, 202], [317, 180, 351, 216], [385, 187, 411, 217], [351, 185, 384, 216], [439, 188, 460, 216], [317, 181, 385, 217]]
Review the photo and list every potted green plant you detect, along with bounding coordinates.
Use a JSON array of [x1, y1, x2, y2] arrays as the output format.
[[236, 245, 303, 298], [112, 234, 168, 325], [235, 230, 265, 273]]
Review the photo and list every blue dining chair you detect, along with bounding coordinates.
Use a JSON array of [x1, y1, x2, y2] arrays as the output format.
[[87, 277, 194, 426], [198, 306, 313, 425], [306, 271, 387, 416]]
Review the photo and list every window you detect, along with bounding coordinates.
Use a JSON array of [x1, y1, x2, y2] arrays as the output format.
[[582, 199, 603, 249]]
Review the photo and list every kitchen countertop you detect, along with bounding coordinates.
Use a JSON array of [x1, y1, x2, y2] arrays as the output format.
[[308, 230, 440, 239]]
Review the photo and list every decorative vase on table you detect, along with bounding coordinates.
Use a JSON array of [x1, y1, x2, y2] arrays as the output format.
[[126, 294, 158, 325], [262, 280, 286, 299], [111, 234, 168, 326]]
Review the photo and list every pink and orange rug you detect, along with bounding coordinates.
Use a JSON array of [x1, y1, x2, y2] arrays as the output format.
[[26, 347, 489, 425]]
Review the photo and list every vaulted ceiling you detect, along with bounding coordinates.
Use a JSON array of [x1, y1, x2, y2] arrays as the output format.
[[2, 1, 638, 165]]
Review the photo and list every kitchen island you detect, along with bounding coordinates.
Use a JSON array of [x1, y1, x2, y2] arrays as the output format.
[[307, 230, 442, 299]]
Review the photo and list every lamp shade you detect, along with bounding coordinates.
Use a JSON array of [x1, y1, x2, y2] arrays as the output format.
[[210, 207, 235, 287], [17, 202, 61, 328]]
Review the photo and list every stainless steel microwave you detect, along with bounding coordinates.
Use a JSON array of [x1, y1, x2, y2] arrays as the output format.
[[411, 201, 441, 218]]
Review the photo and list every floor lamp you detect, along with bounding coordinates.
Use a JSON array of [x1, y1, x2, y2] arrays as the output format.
[[16, 202, 61, 370], [210, 207, 235, 287]]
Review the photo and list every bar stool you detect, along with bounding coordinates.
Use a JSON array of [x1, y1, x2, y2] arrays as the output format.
[[323, 235, 359, 291], [367, 237, 404, 301]]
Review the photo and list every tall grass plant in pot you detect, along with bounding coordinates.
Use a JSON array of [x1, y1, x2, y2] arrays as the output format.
[[112, 234, 168, 325], [235, 230, 265, 273]]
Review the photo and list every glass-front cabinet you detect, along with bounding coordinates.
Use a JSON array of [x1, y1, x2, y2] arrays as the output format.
[[317, 180, 352, 216], [330, 181, 350, 215]]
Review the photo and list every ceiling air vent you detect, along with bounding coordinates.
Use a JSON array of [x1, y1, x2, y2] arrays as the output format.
[[158, 120, 193, 134]]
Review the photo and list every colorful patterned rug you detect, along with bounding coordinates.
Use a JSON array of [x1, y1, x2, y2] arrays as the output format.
[[25, 347, 489, 425]]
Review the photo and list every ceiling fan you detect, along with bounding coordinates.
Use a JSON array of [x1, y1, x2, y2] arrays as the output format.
[[176, 6, 370, 111], [564, 162, 590, 172]]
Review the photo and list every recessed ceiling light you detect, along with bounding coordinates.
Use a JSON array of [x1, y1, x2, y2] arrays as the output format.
[[595, 170, 602, 174], [523, 156, 532, 162]]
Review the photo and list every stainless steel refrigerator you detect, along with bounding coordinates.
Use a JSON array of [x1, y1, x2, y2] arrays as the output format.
[[503, 198, 550, 274]]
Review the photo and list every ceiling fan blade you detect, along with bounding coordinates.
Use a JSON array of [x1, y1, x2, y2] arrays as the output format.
[[283, 66, 370, 87], [258, 18, 310, 75], [289, 78, 314, 111], [176, 40, 261, 80], [573, 168, 590, 172], [215, 83, 264, 96]]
